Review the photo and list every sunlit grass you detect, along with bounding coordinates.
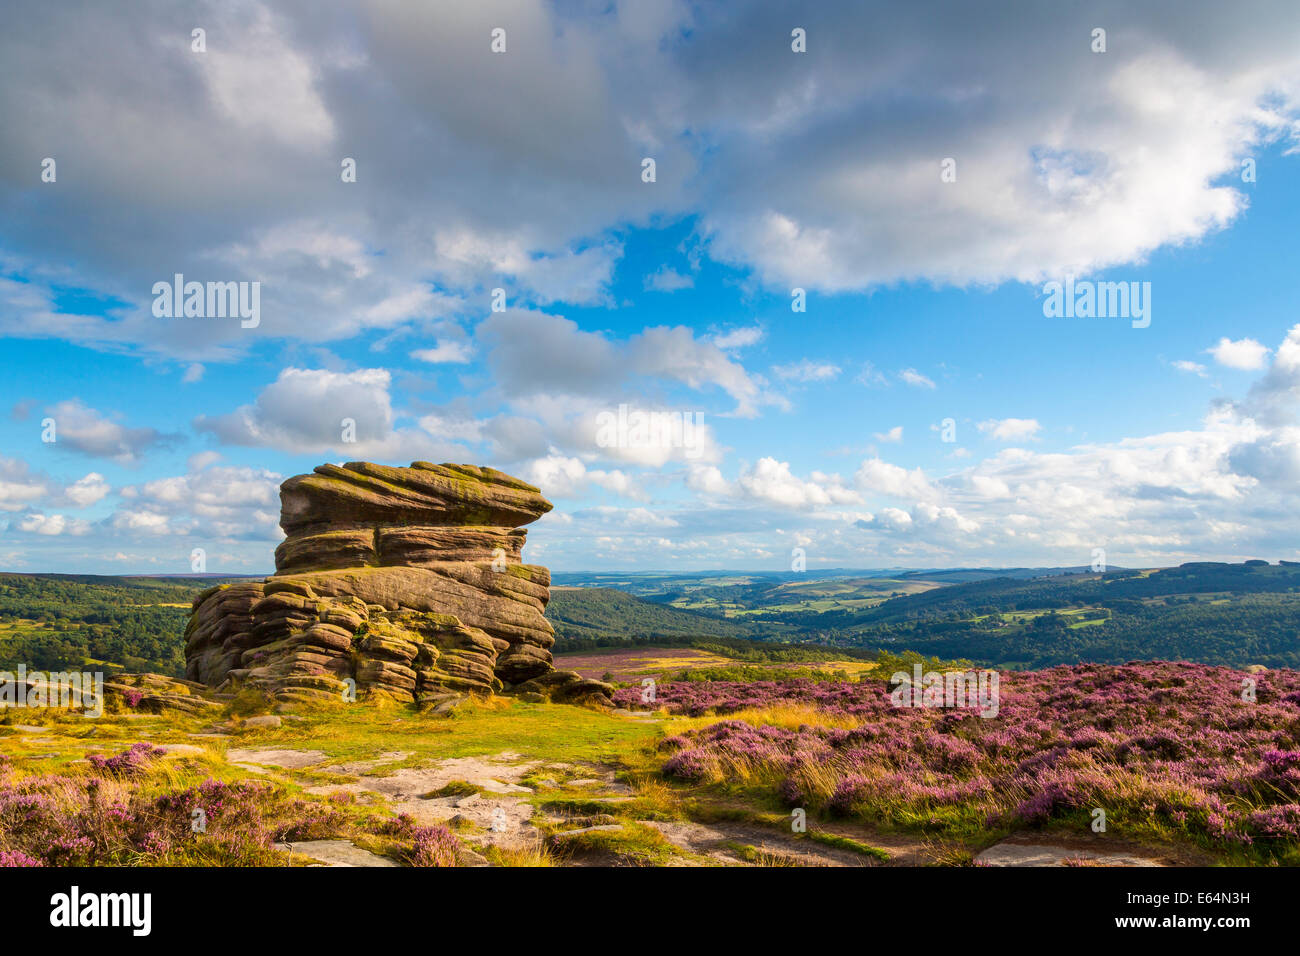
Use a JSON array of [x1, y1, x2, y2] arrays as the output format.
[[484, 842, 560, 867], [546, 819, 684, 866], [670, 702, 862, 735], [263, 697, 659, 765]]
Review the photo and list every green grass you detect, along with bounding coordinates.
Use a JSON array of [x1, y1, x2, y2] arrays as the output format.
[[722, 840, 794, 865], [547, 819, 685, 865], [269, 698, 660, 764], [806, 829, 891, 861]]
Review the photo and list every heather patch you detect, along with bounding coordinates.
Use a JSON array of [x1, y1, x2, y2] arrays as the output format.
[[378, 813, 460, 867], [86, 743, 167, 778], [0, 750, 450, 866], [648, 662, 1300, 861], [0, 768, 363, 865]]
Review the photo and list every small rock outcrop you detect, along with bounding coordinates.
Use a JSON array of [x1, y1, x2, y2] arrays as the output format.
[[184, 462, 611, 709]]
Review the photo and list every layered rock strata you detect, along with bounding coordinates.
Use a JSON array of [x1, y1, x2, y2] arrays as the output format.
[[184, 462, 611, 709]]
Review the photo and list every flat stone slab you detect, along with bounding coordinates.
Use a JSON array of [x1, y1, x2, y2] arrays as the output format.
[[157, 743, 208, 757], [274, 839, 399, 867], [242, 715, 282, 730], [293, 751, 547, 852], [328, 752, 414, 774], [976, 843, 1163, 867], [324, 755, 537, 798], [564, 772, 632, 794], [225, 748, 329, 770], [643, 819, 878, 867]]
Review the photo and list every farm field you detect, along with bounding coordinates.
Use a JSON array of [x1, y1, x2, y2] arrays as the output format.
[[665, 578, 941, 617]]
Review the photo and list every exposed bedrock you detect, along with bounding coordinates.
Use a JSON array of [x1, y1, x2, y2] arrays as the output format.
[[183, 462, 612, 709]]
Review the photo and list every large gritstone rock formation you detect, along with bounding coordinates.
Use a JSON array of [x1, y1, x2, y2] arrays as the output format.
[[183, 462, 611, 710]]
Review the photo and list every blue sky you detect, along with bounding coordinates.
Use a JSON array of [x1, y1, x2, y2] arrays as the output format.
[[2, 0, 1300, 574]]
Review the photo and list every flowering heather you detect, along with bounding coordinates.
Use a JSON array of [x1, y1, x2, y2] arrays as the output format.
[[411, 825, 459, 866], [379, 813, 460, 866], [648, 662, 1300, 858], [87, 743, 167, 777], [0, 849, 42, 866], [0, 770, 359, 866]]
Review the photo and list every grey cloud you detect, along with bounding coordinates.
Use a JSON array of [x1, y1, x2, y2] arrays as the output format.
[[5, 0, 1297, 361], [45, 399, 179, 464], [193, 365, 466, 461]]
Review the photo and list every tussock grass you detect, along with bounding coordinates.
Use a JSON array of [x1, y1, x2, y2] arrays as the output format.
[[806, 830, 891, 861], [672, 702, 861, 734], [723, 841, 796, 866], [484, 842, 559, 867], [921, 839, 977, 866], [624, 773, 681, 819], [423, 780, 480, 799], [545, 819, 683, 866]]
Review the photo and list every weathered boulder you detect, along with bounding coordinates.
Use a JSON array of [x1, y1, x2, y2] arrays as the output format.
[[512, 670, 616, 707], [184, 462, 610, 708], [101, 673, 225, 715], [278, 462, 552, 537]]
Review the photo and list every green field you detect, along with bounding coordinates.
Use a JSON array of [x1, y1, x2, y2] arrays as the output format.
[[666, 577, 940, 617]]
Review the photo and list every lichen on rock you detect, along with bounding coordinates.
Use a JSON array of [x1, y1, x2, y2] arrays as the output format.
[[183, 461, 611, 709]]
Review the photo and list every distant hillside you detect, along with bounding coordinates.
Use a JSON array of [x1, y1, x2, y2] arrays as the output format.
[[894, 566, 1119, 584], [549, 565, 1120, 592], [550, 562, 1300, 670], [0, 573, 244, 675], [546, 587, 793, 643], [3, 562, 1298, 675], [825, 562, 1300, 669], [841, 561, 1300, 626]]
